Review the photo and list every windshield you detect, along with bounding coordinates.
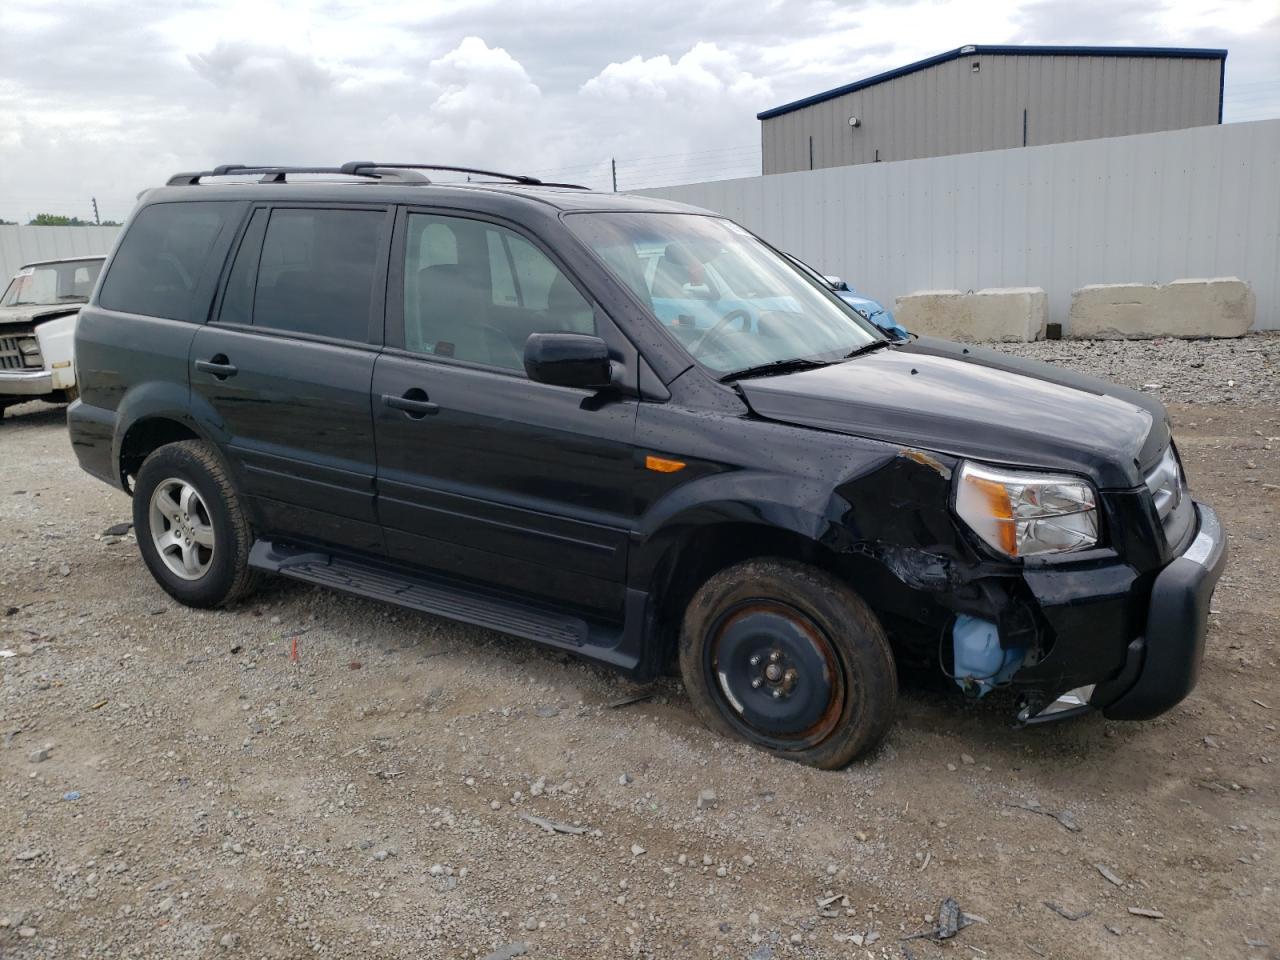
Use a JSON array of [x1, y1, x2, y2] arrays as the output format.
[[1, 259, 103, 308], [566, 212, 880, 375]]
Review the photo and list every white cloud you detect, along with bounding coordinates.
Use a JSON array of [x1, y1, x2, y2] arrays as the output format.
[[579, 43, 772, 188], [0, 0, 1275, 222]]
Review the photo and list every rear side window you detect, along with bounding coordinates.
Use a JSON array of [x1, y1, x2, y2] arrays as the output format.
[[252, 208, 384, 341], [98, 202, 235, 321]]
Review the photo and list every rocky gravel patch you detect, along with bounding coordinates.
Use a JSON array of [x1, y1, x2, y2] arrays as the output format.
[[998, 333, 1279, 406]]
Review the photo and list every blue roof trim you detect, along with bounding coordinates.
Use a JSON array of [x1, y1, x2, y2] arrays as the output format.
[[757, 45, 1229, 120]]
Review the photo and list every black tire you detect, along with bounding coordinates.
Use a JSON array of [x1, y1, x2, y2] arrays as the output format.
[[678, 558, 897, 769], [132, 440, 260, 608]]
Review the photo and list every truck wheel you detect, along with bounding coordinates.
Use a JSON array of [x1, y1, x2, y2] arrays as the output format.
[[679, 558, 897, 769], [132, 440, 260, 608]]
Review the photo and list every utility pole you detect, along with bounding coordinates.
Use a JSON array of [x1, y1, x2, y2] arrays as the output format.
[[91, 197, 100, 225], [611, 158, 617, 192]]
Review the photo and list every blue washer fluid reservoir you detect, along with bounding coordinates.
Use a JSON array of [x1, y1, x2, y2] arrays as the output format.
[[952, 614, 1026, 697]]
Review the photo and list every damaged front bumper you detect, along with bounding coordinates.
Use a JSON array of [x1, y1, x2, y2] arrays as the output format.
[[1017, 502, 1226, 724]]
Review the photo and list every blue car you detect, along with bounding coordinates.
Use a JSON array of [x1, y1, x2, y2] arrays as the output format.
[[786, 253, 910, 340], [626, 240, 910, 362]]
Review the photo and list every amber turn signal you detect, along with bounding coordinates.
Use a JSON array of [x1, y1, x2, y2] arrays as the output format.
[[645, 455, 686, 473]]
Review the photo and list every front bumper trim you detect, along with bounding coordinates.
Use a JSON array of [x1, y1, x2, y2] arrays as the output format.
[[1020, 684, 1096, 724], [1100, 502, 1226, 721], [0, 368, 54, 396]]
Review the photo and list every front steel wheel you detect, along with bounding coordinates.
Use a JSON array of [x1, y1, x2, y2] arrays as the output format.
[[680, 559, 898, 768], [708, 601, 847, 750]]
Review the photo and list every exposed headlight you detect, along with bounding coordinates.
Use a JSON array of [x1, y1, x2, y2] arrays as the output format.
[[955, 461, 1098, 558], [18, 337, 40, 356]]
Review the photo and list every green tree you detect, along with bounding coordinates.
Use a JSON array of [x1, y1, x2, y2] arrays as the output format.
[[27, 213, 94, 226], [0, 217, 16, 225]]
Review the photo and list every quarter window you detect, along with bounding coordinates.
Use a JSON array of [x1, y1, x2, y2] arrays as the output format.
[[252, 208, 384, 341], [402, 213, 594, 371], [98, 202, 235, 321]]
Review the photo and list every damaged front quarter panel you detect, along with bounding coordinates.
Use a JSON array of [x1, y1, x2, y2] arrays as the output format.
[[831, 447, 973, 595], [832, 448, 1060, 697], [852, 541, 959, 592]]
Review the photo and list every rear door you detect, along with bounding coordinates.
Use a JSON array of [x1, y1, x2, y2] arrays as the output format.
[[371, 207, 641, 617], [190, 203, 392, 554]]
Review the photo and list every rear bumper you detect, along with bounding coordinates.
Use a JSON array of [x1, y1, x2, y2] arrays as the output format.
[[67, 398, 120, 488], [1095, 502, 1227, 720], [0, 368, 54, 396]]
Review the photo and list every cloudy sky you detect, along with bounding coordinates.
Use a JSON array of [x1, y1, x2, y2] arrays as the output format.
[[1, 0, 1276, 222]]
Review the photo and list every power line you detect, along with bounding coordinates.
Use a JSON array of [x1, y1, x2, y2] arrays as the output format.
[[617, 142, 760, 163], [531, 143, 761, 179]]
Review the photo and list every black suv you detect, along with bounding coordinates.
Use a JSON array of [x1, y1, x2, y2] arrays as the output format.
[[69, 162, 1226, 768]]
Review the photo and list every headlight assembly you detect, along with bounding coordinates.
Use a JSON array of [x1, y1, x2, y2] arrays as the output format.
[[955, 461, 1098, 558]]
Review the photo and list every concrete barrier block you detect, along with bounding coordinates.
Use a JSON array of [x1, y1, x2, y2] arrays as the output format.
[[895, 287, 1047, 342], [1069, 278, 1254, 338]]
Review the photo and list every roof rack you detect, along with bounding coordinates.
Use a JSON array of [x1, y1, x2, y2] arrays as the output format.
[[343, 162, 587, 188], [166, 162, 588, 189]]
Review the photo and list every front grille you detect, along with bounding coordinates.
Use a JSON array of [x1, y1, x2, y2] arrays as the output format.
[[0, 333, 44, 371]]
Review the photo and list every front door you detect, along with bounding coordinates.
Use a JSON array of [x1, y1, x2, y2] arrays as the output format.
[[190, 203, 393, 554], [372, 209, 639, 618]]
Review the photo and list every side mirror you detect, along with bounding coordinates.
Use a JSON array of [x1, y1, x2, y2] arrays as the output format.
[[524, 333, 613, 389], [823, 275, 849, 291]]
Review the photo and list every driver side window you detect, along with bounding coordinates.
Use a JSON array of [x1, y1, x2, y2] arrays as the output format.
[[402, 214, 595, 371]]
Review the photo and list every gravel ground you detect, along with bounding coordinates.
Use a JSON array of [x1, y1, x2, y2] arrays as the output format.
[[1000, 334, 1280, 406], [1, 336, 1277, 960]]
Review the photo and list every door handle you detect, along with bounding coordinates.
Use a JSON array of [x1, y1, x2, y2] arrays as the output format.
[[382, 389, 439, 419], [196, 355, 238, 379]]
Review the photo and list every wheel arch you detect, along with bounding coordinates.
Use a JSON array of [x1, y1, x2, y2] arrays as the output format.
[[638, 507, 892, 674], [112, 381, 228, 493], [118, 417, 203, 490], [634, 464, 965, 671]]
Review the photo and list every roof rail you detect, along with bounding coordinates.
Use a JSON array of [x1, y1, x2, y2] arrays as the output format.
[[341, 162, 588, 189], [166, 162, 588, 189], [165, 165, 430, 186]]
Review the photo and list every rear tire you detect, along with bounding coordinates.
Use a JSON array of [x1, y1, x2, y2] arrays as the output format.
[[678, 558, 897, 769], [132, 440, 260, 608]]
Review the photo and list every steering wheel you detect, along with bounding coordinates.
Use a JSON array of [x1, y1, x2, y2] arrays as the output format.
[[687, 308, 752, 358]]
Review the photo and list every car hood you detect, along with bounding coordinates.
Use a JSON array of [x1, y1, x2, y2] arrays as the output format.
[[0, 303, 84, 327], [737, 336, 1169, 489]]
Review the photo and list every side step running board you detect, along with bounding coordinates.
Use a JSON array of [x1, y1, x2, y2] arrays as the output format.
[[248, 541, 642, 668]]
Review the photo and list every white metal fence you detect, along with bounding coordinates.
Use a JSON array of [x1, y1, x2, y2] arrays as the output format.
[[0, 226, 122, 286], [642, 119, 1280, 331]]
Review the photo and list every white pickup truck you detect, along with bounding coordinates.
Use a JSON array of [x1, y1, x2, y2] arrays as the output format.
[[0, 255, 105, 419]]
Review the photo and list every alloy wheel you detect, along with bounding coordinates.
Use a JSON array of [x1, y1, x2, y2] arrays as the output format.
[[148, 478, 215, 580]]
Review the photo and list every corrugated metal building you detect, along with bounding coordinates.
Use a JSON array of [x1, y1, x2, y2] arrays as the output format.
[[760, 45, 1226, 174]]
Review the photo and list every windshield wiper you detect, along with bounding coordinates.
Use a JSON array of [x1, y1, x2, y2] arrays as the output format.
[[719, 356, 835, 382], [845, 339, 894, 359]]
